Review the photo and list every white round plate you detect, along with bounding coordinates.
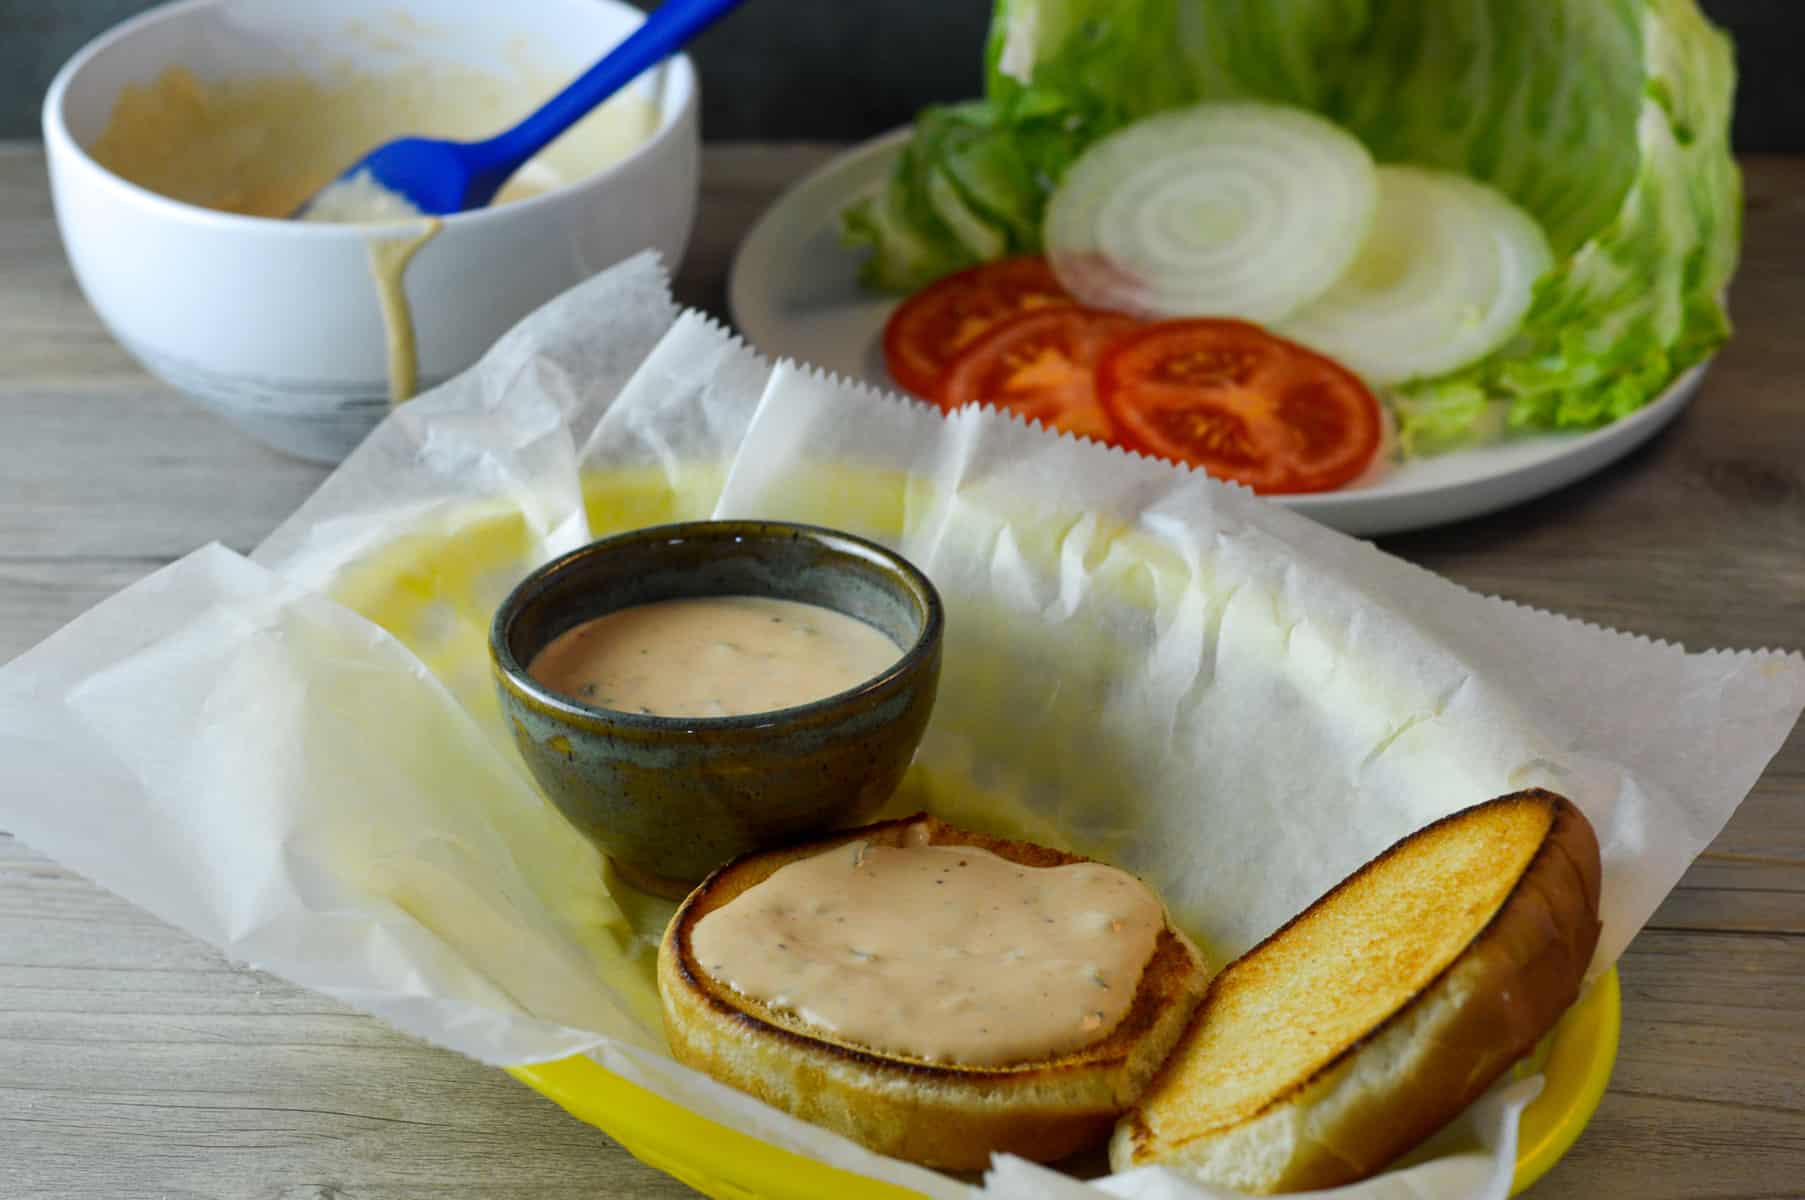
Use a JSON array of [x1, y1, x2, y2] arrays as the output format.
[[727, 130, 1706, 538]]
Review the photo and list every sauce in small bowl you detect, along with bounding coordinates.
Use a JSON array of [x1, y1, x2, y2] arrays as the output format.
[[490, 521, 944, 898], [529, 594, 904, 720]]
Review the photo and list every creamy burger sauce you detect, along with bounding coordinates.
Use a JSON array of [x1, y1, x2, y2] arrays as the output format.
[[528, 596, 901, 718], [689, 839, 1165, 1066]]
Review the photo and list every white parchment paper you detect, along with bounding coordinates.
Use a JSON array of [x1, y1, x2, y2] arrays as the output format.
[[2, 253, 1800, 1200]]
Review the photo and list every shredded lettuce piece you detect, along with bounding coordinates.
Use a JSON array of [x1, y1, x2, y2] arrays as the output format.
[[844, 0, 1740, 453]]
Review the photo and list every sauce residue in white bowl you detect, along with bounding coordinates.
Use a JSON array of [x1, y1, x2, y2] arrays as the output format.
[[87, 64, 654, 220], [86, 64, 658, 405]]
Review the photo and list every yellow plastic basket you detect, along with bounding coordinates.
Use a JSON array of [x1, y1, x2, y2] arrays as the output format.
[[508, 966, 1618, 1199], [329, 475, 1621, 1198]]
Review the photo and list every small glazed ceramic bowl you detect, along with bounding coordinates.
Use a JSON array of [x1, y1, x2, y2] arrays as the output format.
[[491, 521, 944, 898]]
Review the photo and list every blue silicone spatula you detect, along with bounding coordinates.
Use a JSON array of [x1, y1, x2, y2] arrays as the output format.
[[294, 0, 744, 219]]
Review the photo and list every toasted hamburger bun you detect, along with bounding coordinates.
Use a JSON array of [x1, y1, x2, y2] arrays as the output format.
[[1111, 788, 1603, 1193], [657, 814, 1210, 1170]]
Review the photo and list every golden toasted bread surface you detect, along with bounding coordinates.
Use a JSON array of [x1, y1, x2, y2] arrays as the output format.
[[1113, 789, 1603, 1193], [658, 814, 1209, 1169]]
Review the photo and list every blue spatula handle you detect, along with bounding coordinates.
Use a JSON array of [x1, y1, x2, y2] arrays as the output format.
[[465, 0, 744, 201]]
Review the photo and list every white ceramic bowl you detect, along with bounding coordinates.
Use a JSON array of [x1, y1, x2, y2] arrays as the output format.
[[44, 0, 700, 463]]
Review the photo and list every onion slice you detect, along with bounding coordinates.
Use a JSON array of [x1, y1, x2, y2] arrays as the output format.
[[1279, 166, 1554, 385], [1044, 101, 1378, 322]]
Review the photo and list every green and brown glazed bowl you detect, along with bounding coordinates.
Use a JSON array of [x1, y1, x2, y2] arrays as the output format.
[[490, 520, 944, 899]]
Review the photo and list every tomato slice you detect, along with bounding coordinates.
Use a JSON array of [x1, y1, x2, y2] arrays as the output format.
[[882, 257, 1074, 398], [934, 308, 1141, 442], [1096, 320, 1381, 494]]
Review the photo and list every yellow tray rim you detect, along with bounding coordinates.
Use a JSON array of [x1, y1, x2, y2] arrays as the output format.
[[507, 965, 1619, 1198]]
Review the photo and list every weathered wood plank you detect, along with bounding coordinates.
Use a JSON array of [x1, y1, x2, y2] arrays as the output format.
[[0, 556, 162, 661]]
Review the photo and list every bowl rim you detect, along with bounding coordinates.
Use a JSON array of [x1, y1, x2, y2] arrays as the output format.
[[40, 0, 699, 237], [489, 520, 946, 734]]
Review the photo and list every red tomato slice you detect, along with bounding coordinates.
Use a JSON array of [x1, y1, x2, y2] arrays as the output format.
[[882, 257, 1074, 398], [934, 308, 1141, 442], [1096, 320, 1381, 494]]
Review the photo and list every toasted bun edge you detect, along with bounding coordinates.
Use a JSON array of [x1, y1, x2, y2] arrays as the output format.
[[1111, 790, 1604, 1192], [658, 813, 1210, 1169]]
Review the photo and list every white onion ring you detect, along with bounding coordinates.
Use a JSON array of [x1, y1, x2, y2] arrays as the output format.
[[1045, 101, 1379, 322], [1279, 165, 1554, 385]]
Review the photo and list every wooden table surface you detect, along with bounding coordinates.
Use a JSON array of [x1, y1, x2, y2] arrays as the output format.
[[2, 142, 1801, 1199]]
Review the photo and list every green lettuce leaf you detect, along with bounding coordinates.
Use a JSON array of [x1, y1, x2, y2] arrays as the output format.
[[843, 0, 1739, 453]]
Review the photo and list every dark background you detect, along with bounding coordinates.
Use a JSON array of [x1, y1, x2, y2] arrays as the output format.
[[3, 0, 1799, 149]]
